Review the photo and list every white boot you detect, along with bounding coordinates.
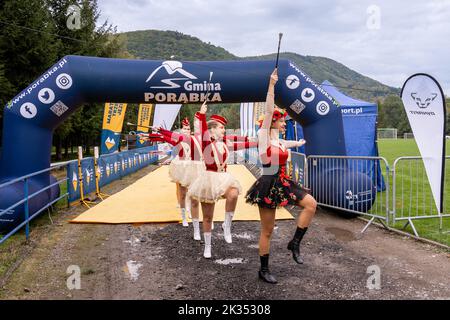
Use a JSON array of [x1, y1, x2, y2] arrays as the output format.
[[193, 219, 201, 241], [222, 211, 234, 244], [181, 208, 189, 227], [203, 232, 212, 258]]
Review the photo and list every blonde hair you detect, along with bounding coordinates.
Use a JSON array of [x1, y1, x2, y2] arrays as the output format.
[[207, 120, 220, 130]]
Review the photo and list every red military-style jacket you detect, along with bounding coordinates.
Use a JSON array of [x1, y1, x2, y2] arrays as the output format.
[[195, 112, 257, 172]]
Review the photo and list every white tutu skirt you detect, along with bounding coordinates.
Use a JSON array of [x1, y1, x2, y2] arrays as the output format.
[[168, 157, 191, 184], [179, 160, 206, 187], [187, 170, 242, 203]]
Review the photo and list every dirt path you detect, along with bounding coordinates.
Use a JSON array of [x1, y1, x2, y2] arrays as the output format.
[[1, 164, 449, 300]]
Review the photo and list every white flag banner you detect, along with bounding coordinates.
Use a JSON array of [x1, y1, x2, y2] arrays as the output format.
[[247, 102, 255, 137], [152, 104, 182, 130], [401, 74, 447, 213], [240, 102, 246, 136], [240, 102, 254, 137]]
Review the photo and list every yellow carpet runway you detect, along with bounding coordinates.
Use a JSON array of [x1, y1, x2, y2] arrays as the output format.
[[70, 165, 293, 224]]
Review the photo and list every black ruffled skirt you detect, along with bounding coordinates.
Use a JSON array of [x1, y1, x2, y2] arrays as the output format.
[[245, 168, 310, 209]]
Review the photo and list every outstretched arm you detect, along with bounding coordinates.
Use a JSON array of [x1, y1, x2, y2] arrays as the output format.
[[259, 68, 278, 156], [227, 141, 258, 151], [224, 135, 251, 142], [139, 133, 171, 144], [158, 128, 187, 145], [196, 101, 212, 150], [281, 139, 306, 149]]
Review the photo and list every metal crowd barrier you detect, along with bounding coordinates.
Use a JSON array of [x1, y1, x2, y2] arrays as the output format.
[[305, 155, 390, 232], [0, 145, 159, 244], [245, 151, 391, 233], [0, 162, 70, 244], [391, 156, 450, 236], [236, 149, 450, 238]]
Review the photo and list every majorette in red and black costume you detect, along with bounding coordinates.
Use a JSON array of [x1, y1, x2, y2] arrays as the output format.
[[246, 108, 309, 209], [245, 68, 318, 284], [187, 102, 258, 258]]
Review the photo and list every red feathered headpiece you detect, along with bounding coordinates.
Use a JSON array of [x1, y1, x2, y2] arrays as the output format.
[[257, 108, 287, 128]]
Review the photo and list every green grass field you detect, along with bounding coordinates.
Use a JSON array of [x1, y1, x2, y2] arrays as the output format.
[[376, 139, 450, 246]]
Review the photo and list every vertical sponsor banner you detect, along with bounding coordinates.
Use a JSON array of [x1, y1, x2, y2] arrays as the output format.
[[239, 102, 255, 137], [240, 103, 248, 160], [247, 102, 254, 137], [67, 161, 80, 202], [253, 102, 265, 136], [252, 102, 260, 137], [100, 103, 127, 154], [67, 158, 95, 202], [136, 104, 153, 148], [401, 74, 447, 213], [237, 104, 245, 159], [290, 152, 306, 186], [82, 158, 96, 195], [240, 103, 245, 136], [240, 102, 248, 136], [150, 100, 177, 156], [152, 104, 181, 130]]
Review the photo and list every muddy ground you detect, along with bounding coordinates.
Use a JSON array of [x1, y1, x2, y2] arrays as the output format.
[[0, 164, 449, 300]]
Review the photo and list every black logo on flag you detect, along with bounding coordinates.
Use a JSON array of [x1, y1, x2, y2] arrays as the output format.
[[410, 92, 438, 109]]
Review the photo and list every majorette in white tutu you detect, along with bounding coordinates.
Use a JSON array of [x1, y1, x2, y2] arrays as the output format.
[[143, 115, 253, 242], [143, 117, 204, 240], [188, 102, 258, 258]]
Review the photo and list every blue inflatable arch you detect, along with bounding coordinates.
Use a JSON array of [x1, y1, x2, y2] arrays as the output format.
[[0, 56, 374, 230]]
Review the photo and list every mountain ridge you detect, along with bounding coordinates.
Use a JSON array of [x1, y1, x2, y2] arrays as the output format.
[[121, 29, 399, 101]]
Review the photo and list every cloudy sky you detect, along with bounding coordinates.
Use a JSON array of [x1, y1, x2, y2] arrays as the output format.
[[97, 0, 450, 95]]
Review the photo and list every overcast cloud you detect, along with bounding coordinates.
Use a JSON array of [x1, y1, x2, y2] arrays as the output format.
[[97, 0, 450, 95]]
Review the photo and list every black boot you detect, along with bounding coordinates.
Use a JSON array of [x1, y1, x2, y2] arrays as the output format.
[[258, 254, 277, 284], [287, 227, 307, 264]]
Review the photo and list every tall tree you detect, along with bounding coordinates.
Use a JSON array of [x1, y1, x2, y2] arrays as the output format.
[[0, 0, 59, 92], [47, 0, 129, 58], [377, 95, 411, 135], [0, 63, 14, 142], [46, 0, 130, 159], [0, 0, 60, 146], [446, 98, 449, 135]]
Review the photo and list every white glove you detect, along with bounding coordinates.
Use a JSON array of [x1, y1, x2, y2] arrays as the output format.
[[200, 101, 208, 114]]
